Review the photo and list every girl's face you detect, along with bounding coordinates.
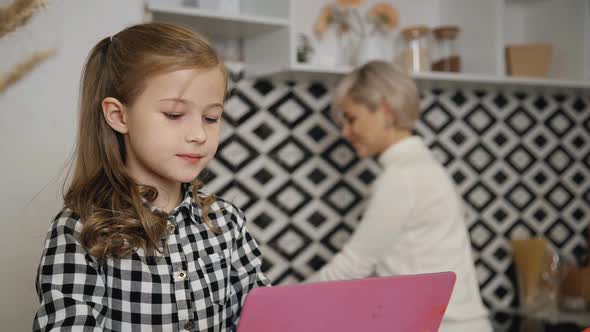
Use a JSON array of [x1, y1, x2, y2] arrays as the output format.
[[113, 67, 226, 189], [337, 96, 393, 158]]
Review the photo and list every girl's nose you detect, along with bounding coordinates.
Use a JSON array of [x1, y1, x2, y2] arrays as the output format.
[[185, 119, 207, 143]]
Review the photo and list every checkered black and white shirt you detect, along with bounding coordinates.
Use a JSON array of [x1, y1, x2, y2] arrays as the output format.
[[33, 185, 270, 331]]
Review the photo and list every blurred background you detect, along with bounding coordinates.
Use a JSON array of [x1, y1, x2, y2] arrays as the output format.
[[1, 0, 588, 330]]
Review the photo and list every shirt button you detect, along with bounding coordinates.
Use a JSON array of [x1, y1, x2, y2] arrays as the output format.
[[175, 270, 187, 281], [167, 223, 176, 234], [183, 320, 193, 330]]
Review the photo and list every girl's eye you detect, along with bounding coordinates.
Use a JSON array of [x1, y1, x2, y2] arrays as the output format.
[[164, 113, 183, 120], [204, 116, 220, 124]]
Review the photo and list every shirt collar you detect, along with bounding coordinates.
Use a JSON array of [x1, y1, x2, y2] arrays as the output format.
[[377, 135, 425, 167], [144, 183, 202, 224]]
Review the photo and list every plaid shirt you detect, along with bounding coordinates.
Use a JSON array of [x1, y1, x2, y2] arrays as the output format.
[[33, 186, 270, 331]]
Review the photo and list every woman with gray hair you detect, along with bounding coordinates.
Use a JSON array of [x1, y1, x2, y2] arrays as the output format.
[[308, 60, 492, 332]]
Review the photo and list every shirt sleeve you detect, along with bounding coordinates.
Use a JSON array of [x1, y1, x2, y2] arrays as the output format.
[[228, 208, 270, 330], [308, 168, 414, 282], [33, 213, 107, 332]]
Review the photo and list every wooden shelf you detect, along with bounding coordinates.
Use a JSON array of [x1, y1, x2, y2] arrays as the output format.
[[412, 71, 590, 92], [264, 63, 352, 82], [147, 2, 289, 39], [257, 64, 590, 93]]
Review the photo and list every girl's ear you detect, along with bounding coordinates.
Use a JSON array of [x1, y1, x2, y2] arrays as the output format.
[[102, 97, 128, 134]]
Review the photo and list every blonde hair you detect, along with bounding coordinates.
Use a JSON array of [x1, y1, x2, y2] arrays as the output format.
[[65, 22, 227, 260], [332, 60, 419, 129]]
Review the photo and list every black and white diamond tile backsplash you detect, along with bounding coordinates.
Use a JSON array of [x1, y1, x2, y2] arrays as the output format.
[[204, 71, 590, 310]]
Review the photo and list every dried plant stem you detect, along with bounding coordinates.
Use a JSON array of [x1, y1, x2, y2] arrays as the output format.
[[0, 0, 48, 38], [0, 49, 55, 94]]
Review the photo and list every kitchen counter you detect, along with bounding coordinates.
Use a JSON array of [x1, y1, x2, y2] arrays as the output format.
[[491, 308, 589, 332]]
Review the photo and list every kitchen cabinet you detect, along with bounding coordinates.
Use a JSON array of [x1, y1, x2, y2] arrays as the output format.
[[146, 0, 590, 91], [147, 0, 289, 39]]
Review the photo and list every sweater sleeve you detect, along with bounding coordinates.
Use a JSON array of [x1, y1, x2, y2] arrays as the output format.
[[308, 169, 414, 282]]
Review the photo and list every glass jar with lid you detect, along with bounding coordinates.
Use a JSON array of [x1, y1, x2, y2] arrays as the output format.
[[431, 25, 461, 72], [398, 25, 431, 73]]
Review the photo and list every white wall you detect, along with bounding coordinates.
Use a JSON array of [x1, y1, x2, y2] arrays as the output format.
[[0, 0, 144, 329]]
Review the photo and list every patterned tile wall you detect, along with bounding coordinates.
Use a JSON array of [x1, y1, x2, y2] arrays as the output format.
[[203, 70, 590, 309]]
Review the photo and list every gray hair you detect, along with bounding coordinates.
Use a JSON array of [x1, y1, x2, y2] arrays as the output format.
[[332, 60, 420, 129]]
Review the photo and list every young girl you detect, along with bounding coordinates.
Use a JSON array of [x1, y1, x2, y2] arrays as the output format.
[[33, 22, 269, 331]]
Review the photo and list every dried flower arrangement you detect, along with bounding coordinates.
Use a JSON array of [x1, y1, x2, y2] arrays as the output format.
[[314, 0, 399, 39], [0, 0, 55, 94]]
